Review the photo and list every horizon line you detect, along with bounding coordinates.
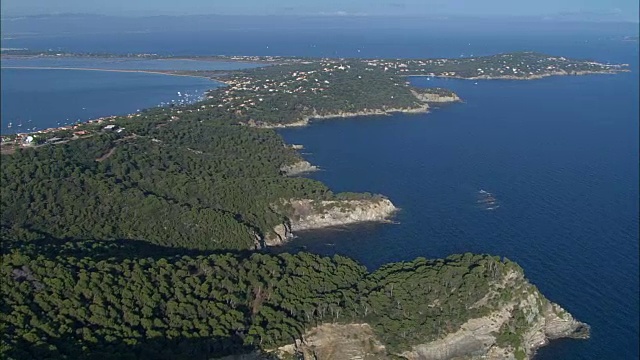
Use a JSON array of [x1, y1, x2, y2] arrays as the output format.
[[1, 12, 638, 23]]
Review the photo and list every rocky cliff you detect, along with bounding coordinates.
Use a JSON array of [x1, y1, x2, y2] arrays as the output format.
[[263, 198, 398, 246], [305, 104, 430, 122], [274, 269, 588, 360], [399, 268, 588, 360], [411, 89, 462, 103], [248, 103, 430, 129], [287, 198, 398, 231], [280, 160, 319, 176], [263, 222, 293, 247], [275, 324, 387, 360]]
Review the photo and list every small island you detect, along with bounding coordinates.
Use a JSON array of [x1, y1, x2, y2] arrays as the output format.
[[0, 49, 617, 359]]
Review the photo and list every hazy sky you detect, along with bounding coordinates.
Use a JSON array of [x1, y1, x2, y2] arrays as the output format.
[[2, 0, 638, 21]]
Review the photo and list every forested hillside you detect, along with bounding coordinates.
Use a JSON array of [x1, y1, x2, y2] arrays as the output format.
[[1, 236, 519, 359], [0, 55, 591, 360], [1, 60, 424, 249], [1, 113, 337, 250]]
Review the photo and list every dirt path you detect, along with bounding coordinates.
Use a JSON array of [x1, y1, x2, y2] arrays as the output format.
[[96, 147, 116, 162]]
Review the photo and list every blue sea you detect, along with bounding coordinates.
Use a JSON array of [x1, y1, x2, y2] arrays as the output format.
[[0, 58, 260, 134], [2, 25, 638, 359]]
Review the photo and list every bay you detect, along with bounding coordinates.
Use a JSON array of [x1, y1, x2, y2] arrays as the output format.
[[0, 57, 260, 134]]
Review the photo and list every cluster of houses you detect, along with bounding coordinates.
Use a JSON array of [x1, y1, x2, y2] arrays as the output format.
[[356, 53, 612, 77], [219, 55, 308, 64], [0, 114, 132, 148], [207, 61, 365, 115]]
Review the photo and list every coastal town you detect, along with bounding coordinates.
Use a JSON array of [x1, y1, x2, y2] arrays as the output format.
[[375, 51, 629, 78], [0, 51, 628, 150]]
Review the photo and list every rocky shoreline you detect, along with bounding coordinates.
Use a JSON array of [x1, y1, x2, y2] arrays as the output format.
[[273, 269, 589, 360], [264, 198, 398, 246], [411, 89, 462, 103], [280, 160, 319, 176], [248, 103, 431, 129], [438, 69, 629, 81]]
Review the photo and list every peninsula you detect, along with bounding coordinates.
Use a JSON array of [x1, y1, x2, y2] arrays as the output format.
[[0, 50, 618, 359], [4, 51, 623, 131]]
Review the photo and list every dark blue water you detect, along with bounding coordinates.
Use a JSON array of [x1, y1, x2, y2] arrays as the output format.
[[2, 26, 637, 60], [3, 27, 639, 359], [278, 45, 639, 359]]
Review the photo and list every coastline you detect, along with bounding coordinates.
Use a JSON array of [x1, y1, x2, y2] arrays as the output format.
[[407, 69, 628, 81], [249, 104, 431, 129], [0, 66, 226, 138], [0, 65, 219, 81], [1, 50, 610, 359]]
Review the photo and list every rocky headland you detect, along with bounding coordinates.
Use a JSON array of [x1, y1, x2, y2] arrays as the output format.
[[273, 268, 589, 360], [411, 89, 462, 103], [264, 197, 398, 246], [280, 160, 319, 176]]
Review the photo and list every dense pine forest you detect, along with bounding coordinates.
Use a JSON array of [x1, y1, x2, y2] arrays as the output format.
[[2, 235, 522, 359], [1, 114, 335, 250], [0, 56, 586, 359]]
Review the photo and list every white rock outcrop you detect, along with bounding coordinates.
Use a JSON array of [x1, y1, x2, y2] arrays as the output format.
[[274, 269, 588, 360], [264, 222, 293, 247], [275, 323, 387, 360], [411, 90, 462, 103], [399, 270, 589, 360], [247, 103, 430, 129], [262, 198, 398, 247], [287, 198, 398, 231], [280, 160, 319, 176]]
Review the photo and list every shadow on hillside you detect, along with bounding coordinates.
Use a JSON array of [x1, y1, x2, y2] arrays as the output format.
[[8, 335, 277, 360], [1, 229, 260, 262]]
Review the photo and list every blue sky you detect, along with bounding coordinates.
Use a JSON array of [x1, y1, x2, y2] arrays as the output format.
[[2, 0, 638, 21]]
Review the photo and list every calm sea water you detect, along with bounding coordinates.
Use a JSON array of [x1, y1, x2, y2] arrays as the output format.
[[0, 58, 260, 134], [2, 28, 639, 359], [0, 57, 263, 71], [278, 43, 639, 359]]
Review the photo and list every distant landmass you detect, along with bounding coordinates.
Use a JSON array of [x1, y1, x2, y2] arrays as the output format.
[[2, 14, 638, 39]]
